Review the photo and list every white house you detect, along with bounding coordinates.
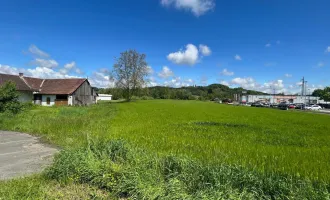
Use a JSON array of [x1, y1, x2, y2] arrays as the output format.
[[97, 94, 112, 102]]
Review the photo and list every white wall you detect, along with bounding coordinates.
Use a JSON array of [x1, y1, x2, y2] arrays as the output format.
[[68, 95, 73, 106], [18, 91, 33, 103], [97, 94, 112, 102], [41, 95, 56, 106]]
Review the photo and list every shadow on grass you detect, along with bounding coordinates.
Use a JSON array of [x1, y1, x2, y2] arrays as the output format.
[[193, 121, 249, 128]]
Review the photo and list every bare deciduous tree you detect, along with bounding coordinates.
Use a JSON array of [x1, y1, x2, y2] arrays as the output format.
[[111, 50, 148, 101]]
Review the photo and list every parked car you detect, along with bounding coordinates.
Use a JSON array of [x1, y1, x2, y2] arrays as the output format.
[[251, 102, 263, 107], [288, 104, 296, 109], [278, 103, 290, 110], [305, 105, 322, 110], [270, 103, 278, 108], [262, 103, 270, 107], [295, 104, 304, 109]]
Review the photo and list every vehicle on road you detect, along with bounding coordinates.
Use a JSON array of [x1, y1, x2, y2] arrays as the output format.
[[288, 104, 296, 109], [278, 102, 290, 110], [270, 103, 278, 108], [295, 104, 304, 109], [251, 102, 263, 107], [262, 103, 270, 107], [305, 105, 322, 111]]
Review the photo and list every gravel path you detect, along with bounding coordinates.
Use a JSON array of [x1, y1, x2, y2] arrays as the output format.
[[0, 131, 58, 180]]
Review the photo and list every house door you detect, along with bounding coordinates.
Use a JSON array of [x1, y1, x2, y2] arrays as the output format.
[[33, 94, 42, 105], [46, 97, 51, 105]]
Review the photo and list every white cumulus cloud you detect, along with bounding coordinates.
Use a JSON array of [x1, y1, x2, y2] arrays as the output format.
[[0, 64, 78, 79], [220, 68, 234, 76], [146, 66, 154, 75], [325, 46, 330, 53], [146, 76, 158, 87], [284, 73, 292, 78], [161, 0, 215, 16], [164, 77, 195, 87], [231, 77, 256, 88], [64, 61, 76, 69], [229, 77, 292, 94], [220, 80, 229, 86], [234, 54, 242, 61], [158, 66, 174, 79], [28, 44, 49, 58], [30, 58, 59, 69], [89, 70, 115, 88], [61, 61, 84, 75], [167, 44, 199, 66], [199, 44, 211, 56]]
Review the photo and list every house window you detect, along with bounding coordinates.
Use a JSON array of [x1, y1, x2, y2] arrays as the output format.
[[56, 95, 67, 100], [46, 97, 51, 105]]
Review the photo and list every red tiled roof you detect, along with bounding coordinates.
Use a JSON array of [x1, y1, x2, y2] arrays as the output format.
[[39, 79, 86, 94], [23, 77, 43, 90], [0, 73, 33, 91], [0, 73, 88, 95]]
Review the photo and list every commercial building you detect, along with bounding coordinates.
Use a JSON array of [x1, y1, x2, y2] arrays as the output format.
[[241, 95, 322, 104]]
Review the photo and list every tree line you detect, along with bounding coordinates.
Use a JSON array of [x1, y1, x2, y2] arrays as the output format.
[[312, 87, 330, 102], [96, 84, 265, 101]]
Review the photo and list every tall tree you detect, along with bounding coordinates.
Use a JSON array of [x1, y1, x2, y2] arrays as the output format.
[[112, 50, 148, 101], [323, 87, 330, 102], [312, 89, 324, 97]]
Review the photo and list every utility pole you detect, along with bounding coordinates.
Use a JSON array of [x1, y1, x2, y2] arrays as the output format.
[[269, 86, 276, 104], [305, 81, 308, 104], [301, 77, 305, 96], [301, 77, 308, 104]]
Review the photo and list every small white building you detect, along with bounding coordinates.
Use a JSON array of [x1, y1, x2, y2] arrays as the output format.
[[97, 94, 112, 102]]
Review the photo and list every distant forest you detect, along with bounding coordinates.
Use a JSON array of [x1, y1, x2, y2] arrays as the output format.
[[95, 84, 266, 101]]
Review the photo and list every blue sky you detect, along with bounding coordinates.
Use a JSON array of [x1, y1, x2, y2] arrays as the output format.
[[0, 0, 329, 94]]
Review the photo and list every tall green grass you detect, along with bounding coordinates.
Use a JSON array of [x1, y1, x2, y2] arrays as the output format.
[[45, 140, 330, 199], [0, 175, 110, 199], [109, 100, 330, 182], [1, 100, 330, 198]]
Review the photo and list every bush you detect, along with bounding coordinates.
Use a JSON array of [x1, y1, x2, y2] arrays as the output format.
[[0, 81, 22, 114], [130, 96, 141, 100], [141, 96, 154, 100]]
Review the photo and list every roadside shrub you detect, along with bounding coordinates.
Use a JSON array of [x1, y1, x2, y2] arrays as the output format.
[[188, 95, 197, 100], [141, 95, 154, 100], [21, 102, 37, 110], [130, 96, 140, 100], [0, 81, 22, 114]]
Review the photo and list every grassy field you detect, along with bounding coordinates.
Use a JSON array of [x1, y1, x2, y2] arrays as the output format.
[[110, 100, 330, 181], [1, 100, 330, 199]]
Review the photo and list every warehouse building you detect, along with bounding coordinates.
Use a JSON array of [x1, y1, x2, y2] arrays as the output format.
[[241, 95, 322, 104]]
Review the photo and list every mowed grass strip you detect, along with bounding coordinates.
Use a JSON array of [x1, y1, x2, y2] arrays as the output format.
[[1, 100, 330, 183]]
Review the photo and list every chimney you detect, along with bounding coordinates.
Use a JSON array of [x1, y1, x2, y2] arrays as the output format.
[[19, 73, 24, 77]]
